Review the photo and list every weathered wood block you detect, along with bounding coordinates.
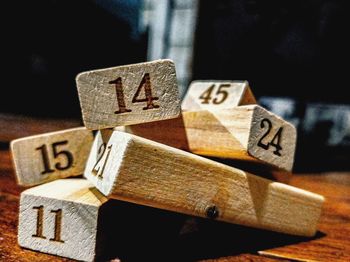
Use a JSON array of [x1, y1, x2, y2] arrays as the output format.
[[123, 105, 296, 171], [85, 130, 324, 237], [182, 80, 256, 111], [18, 179, 108, 261], [11, 127, 93, 186], [76, 59, 181, 130]]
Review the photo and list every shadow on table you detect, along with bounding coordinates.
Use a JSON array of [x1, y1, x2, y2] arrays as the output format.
[[96, 199, 325, 262]]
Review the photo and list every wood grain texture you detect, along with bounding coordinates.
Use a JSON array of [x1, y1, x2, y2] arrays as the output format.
[[1, 148, 349, 261], [85, 130, 323, 237], [182, 80, 256, 111], [18, 179, 108, 261], [123, 105, 296, 171], [259, 173, 350, 261], [76, 59, 181, 130], [10, 127, 93, 186]]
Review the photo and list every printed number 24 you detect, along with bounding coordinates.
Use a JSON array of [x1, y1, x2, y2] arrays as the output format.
[[257, 118, 283, 156]]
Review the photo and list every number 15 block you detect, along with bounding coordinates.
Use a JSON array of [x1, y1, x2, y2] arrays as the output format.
[[76, 59, 181, 130], [11, 127, 93, 186]]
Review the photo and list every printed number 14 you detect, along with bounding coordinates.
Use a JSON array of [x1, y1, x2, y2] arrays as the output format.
[[109, 73, 159, 114]]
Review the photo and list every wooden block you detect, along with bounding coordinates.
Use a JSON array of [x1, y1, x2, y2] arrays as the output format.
[[123, 105, 296, 171], [11, 127, 93, 186], [181, 80, 256, 111], [205, 156, 293, 184], [85, 130, 324, 237], [18, 178, 108, 261], [76, 59, 181, 130]]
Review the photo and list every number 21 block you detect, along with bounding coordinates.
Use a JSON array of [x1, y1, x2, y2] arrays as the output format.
[[85, 131, 323, 237], [76, 59, 181, 130], [18, 179, 109, 261]]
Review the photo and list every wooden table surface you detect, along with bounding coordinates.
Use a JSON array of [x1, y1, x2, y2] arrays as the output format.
[[0, 116, 349, 261]]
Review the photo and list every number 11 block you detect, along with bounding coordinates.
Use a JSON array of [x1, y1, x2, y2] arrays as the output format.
[[18, 179, 109, 261], [76, 59, 181, 130]]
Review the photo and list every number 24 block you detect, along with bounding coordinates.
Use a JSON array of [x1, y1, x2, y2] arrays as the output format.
[[124, 105, 297, 171]]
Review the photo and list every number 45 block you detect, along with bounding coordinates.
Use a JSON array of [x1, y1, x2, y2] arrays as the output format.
[[182, 80, 256, 111], [76, 59, 181, 130]]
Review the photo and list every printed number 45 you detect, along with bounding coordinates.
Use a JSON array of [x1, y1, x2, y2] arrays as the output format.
[[199, 84, 231, 105]]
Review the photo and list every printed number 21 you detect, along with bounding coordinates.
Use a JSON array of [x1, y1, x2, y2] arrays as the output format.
[[257, 118, 283, 156], [109, 73, 159, 114], [92, 143, 113, 179]]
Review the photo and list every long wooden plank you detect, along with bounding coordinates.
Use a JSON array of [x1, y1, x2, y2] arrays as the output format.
[[76, 59, 181, 130], [123, 105, 296, 171], [85, 130, 323, 237]]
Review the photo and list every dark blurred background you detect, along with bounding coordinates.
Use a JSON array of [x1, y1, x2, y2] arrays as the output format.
[[1, 0, 349, 171], [1, 0, 147, 118]]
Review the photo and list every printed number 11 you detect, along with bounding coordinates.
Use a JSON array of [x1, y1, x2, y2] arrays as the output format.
[[32, 206, 64, 243]]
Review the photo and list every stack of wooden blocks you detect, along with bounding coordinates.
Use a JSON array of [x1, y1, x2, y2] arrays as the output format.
[[11, 59, 324, 261]]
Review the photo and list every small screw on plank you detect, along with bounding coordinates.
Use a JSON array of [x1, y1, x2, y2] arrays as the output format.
[[206, 205, 219, 219]]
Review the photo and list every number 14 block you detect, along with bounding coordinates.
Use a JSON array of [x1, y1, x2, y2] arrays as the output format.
[[76, 59, 181, 130]]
